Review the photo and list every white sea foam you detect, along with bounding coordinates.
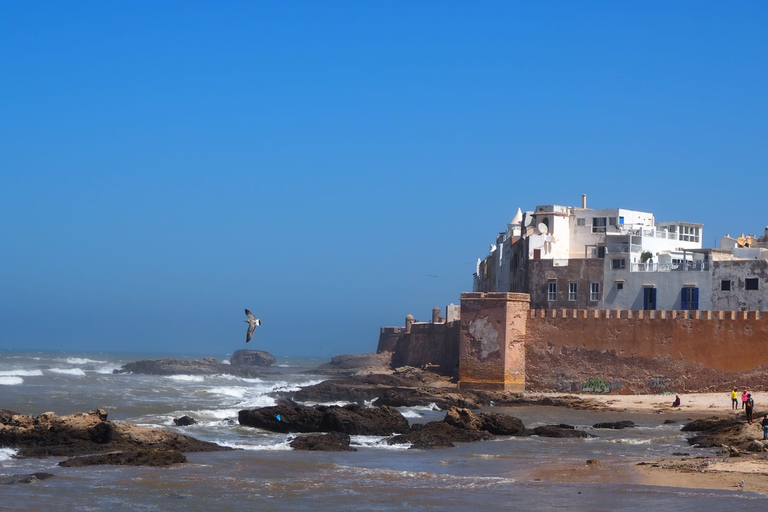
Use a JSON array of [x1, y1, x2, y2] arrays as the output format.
[[350, 435, 410, 450], [0, 369, 43, 377], [207, 386, 248, 399], [215, 439, 293, 451], [0, 376, 23, 385], [164, 375, 205, 382], [64, 357, 105, 365], [398, 403, 442, 418], [93, 365, 121, 374], [48, 368, 86, 376], [0, 447, 18, 460]]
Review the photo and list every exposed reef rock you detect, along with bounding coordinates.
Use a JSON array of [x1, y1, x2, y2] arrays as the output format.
[[592, 421, 635, 429], [0, 408, 228, 463], [238, 401, 409, 436], [230, 349, 277, 367], [173, 415, 197, 426], [0, 472, 55, 485], [389, 421, 492, 449], [114, 350, 277, 377], [289, 432, 357, 452], [59, 448, 187, 467], [681, 415, 762, 449]]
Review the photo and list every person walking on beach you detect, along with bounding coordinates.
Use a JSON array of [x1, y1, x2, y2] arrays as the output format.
[[745, 394, 755, 424], [742, 389, 749, 409], [731, 388, 739, 409], [761, 415, 768, 440]]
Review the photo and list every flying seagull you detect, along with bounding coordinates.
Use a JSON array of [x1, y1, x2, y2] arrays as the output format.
[[244, 309, 261, 343]]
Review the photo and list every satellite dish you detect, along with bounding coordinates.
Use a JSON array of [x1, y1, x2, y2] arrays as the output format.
[[537, 223, 549, 235], [523, 213, 535, 228]]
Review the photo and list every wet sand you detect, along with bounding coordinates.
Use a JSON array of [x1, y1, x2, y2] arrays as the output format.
[[529, 391, 768, 495]]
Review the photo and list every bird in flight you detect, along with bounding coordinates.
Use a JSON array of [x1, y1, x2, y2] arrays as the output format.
[[244, 309, 261, 343]]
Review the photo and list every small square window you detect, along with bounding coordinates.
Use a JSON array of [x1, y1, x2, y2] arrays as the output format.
[[721, 280, 732, 291], [746, 278, 759, 291], [612, 258, 626, 270], [590, 282, 600, 301], [547, 281, 557, 302], [616, 282, 624, 290], [577, 218, 586, 227]]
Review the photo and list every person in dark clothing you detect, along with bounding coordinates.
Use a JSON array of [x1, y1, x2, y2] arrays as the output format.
[[761, 415, 768, 440], [745, 394, 755, 424], [672, 395, 681, 407]]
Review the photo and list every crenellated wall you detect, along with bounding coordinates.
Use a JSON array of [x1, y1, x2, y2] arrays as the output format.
[[525, 308, 768, 393], [378, 298, 768, 393]]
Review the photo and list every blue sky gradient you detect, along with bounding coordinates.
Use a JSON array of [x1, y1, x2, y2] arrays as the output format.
[[2, 2, 766, 357]]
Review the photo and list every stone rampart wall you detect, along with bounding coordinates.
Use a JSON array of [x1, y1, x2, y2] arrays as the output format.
[[526, 309, 768, 393]]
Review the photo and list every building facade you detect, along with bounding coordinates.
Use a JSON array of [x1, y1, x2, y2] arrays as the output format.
[[474, 195, 768, 311]]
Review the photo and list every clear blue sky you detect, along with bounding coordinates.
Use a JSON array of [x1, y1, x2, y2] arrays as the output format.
[[1, 2, 766, 357]]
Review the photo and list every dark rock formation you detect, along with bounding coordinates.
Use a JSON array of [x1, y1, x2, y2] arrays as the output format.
[[0, 409, 228, 460], [0, 472, 54, 485], [592, 421, 636, 429], [238, 401, 325, 433], [59, 449, 187, 467], [443, 407, 526, 436], [173, 416, 197, 426], [238, 401, 409, 436], [681, 416, 750, 448], [292, 374, 480, 409], [230, 349, 276, 367], [289, 432, 357, 452], [314, 353, 393, 375], [527, 425, 593, 438], [389, 422, 492, 449], [115, 358, 225, 376], [114, 352, 277, 378]]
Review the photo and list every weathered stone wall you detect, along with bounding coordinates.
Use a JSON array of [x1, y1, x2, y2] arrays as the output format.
[[381, 322, 459, 376], [379, 300, 768, 394], [526, 309, 768, 393], [458, 292, 529, 392]]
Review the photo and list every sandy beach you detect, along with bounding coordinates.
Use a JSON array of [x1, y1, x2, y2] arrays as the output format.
[[529, 391, 768, 495]]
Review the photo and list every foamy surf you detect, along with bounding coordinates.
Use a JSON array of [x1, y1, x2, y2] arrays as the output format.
[[48, 368, 87, 376], [0, 369, 43, 377], [0, 376, 24, 385]]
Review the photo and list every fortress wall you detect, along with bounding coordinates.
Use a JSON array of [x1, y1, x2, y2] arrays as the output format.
[[385, 322, 459, 376], [526, 309, 768, 393]]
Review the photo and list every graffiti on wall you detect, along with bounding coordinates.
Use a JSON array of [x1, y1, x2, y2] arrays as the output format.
[[647, 376, 671, 390], [581, 377, 621, 394]]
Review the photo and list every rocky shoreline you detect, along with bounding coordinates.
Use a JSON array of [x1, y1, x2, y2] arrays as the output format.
[[5, 349, 767, 494]]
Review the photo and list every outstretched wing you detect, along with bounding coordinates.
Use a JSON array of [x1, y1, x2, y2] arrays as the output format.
[[245, 309, 255, 320], [246, 322, 256, 342]]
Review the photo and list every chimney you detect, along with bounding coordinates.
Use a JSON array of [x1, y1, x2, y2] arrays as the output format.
[[581, 194, 587, 209]]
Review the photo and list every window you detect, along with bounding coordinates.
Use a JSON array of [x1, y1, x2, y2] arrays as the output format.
[[590, 282, 600, 302], [616, 282, 624, 290], [681, 287, 699, 310], [612, 258, 626, 270], [547, 281, 557, 302], [577, 218, 586, 227], [568, 282, 577, 301], [609, 217, 617, 226], [679, 225, 700, 243], [619, 216, 624, 225], [643, 287, 656, 310], [746, 278, 759, 291], [592, 217, 607, 233], [721, 280, 732, 291]]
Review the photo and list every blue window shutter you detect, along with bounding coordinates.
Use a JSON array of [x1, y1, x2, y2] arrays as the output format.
[[693, 287, 699, 310], [681, 288, 688, 310]]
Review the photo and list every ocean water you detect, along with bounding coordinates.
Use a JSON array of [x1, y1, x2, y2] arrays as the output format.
[[0, 349, 765, 511]]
